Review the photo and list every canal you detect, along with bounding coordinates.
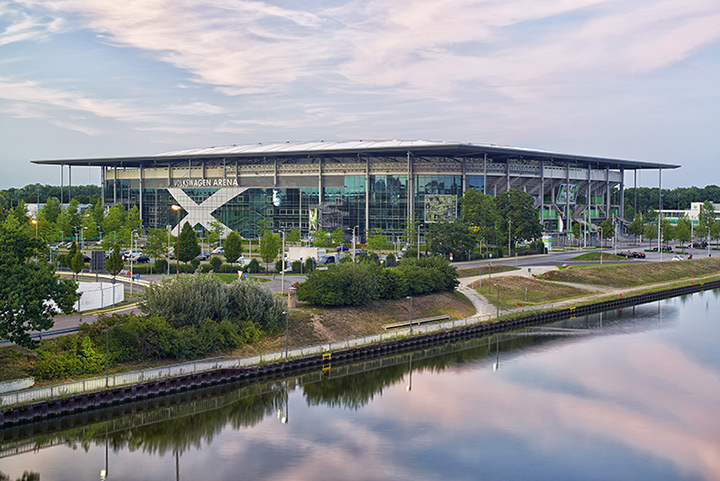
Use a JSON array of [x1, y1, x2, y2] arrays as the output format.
[[1, 289, 719, 480]]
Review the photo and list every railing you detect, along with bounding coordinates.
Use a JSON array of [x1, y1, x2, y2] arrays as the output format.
[[0, 311, 500, 407]]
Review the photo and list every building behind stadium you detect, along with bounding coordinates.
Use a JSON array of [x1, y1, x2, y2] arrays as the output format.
[[32, 140, 679, 243]]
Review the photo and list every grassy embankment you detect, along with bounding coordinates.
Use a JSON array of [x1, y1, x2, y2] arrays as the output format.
[[471, 256, 720, 311], [568, 252, 627, 262], [0, 290, 475, 384]]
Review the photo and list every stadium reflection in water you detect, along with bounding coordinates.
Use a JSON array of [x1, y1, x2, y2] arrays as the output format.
[[2, 290, 720, 481]]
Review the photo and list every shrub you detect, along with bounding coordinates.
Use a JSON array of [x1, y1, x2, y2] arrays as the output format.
[[228, 281, 286, 332], [139, 275, 231, 328], [209, 256, 223, 271], [246, 258, 261, 273], [33, 335, 104, 380]]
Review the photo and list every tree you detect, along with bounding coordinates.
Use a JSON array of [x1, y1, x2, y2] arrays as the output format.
[[493, 189, 543, 251], [206, 219, 225, 248], [674, 215, 692, 249], [661, 218, 674, 245], [697, 200, 716, 241], [366, 228, 389, 252], [259, 231, 281, 270], [146, 227, 171, 272], [70, 247, 85, 279], [461, 188, 499, 247], [178, 222, 201, 267], [426, 220, 475, 259], [599, 218, 614, 241], [223, 231, 243, 263], [627, 214, 644, 243], [106, 246, 125, 279], [331, 227, 344, 245], [644, 223, 658, 247], [287, 227, 301, 245], [0, 215, 79, 348]]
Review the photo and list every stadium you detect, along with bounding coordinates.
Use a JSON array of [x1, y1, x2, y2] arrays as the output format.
[[32, 140, 679, 243]]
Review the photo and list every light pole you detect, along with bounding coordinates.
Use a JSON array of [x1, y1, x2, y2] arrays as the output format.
[[166, 225, 171, 276], [352, 225, 358, 261], [171, 205, 181, 276], [488, 262, 492, 293], [281, 230, 286, 294], [407, 295, 413, 335], [507, 219, 512, 256], [130, 229, 137, 296], [417, 223, 423, 260], [598, 226, 603, 265], [284, 310, 289, 359], [102, 328, 109, 387], [31, 218, 38, 262], [495, 284, 500, 319]]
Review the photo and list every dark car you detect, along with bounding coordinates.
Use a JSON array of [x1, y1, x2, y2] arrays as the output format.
[[630, 251, 646, 259], [693, 241, 708, 248], [617, 250, 632, 257], [335, 245, 349, 252], [135, 255, 151, 263]]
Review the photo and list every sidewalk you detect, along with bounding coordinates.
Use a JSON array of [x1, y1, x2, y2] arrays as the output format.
[[457, 265, 559, 317]]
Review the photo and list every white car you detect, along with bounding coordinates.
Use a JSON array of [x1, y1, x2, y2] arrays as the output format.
[[671, 255, 684, 261], [231, 255, 247, 266], [212, 246, 224, 254]]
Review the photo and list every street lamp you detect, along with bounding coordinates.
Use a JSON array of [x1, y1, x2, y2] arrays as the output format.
[[283, 310, 289, 359], [507, 219, 512, 256], [102, 328, 109, 387], [31, 218, 38, 262], [171, 205, 181, 276], [495, 284, 500, 319], [407, 295, 413, 335], [598, 226, 603, 265], [352, 225, 358, 261], [130, 229, 137, 295]]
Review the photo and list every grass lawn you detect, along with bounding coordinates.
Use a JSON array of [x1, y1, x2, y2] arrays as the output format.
[[212, 273, 271, 284], [457, 265, 519, 278], [543, 256, 720, 288], [569, 252, 628, 261], [471, 275, 594, 310]]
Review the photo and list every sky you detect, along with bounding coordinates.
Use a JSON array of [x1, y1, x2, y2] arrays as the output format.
[[0, 0, 718, 190]]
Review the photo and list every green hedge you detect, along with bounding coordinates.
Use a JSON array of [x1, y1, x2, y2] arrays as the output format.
[[296, 256, 458, 306]]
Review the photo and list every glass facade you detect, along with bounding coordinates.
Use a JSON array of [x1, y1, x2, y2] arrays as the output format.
[[100, 155, 619, 239]]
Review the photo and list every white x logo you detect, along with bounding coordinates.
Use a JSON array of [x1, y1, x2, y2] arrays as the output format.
[[167, 186, 248, 236]]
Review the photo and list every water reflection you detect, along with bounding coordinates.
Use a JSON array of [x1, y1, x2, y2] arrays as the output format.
[[2, 292, 720, 480]]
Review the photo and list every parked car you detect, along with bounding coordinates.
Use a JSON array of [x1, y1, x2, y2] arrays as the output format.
[[617, 250, 632, 257], [231, 255, 247, 266], [630, 251, 646, 259], [196, 251, 211, 261], [693, 241, 708, 248], [334, 245, 349, 252], [212, 246, 225, 254], [135, 255, 151, 263], [671, 255, 684, 261]]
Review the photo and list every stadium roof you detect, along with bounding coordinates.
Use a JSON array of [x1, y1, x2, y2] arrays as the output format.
[[32, 139, 680, 170]]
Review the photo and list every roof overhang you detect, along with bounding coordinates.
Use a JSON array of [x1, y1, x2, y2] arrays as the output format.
[[31, 140, 681, 171]]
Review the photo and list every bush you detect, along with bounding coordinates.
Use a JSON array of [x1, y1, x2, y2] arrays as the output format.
[[297, 255, 457, 306], [297, 262, 378, 306], [139, 275, 231, 328], [209, 256, 223, 271], [33, 335, 104, 380], [154, 258, 168, 274], [246, 258, 261, 273], [227, 281, 286, 332]]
